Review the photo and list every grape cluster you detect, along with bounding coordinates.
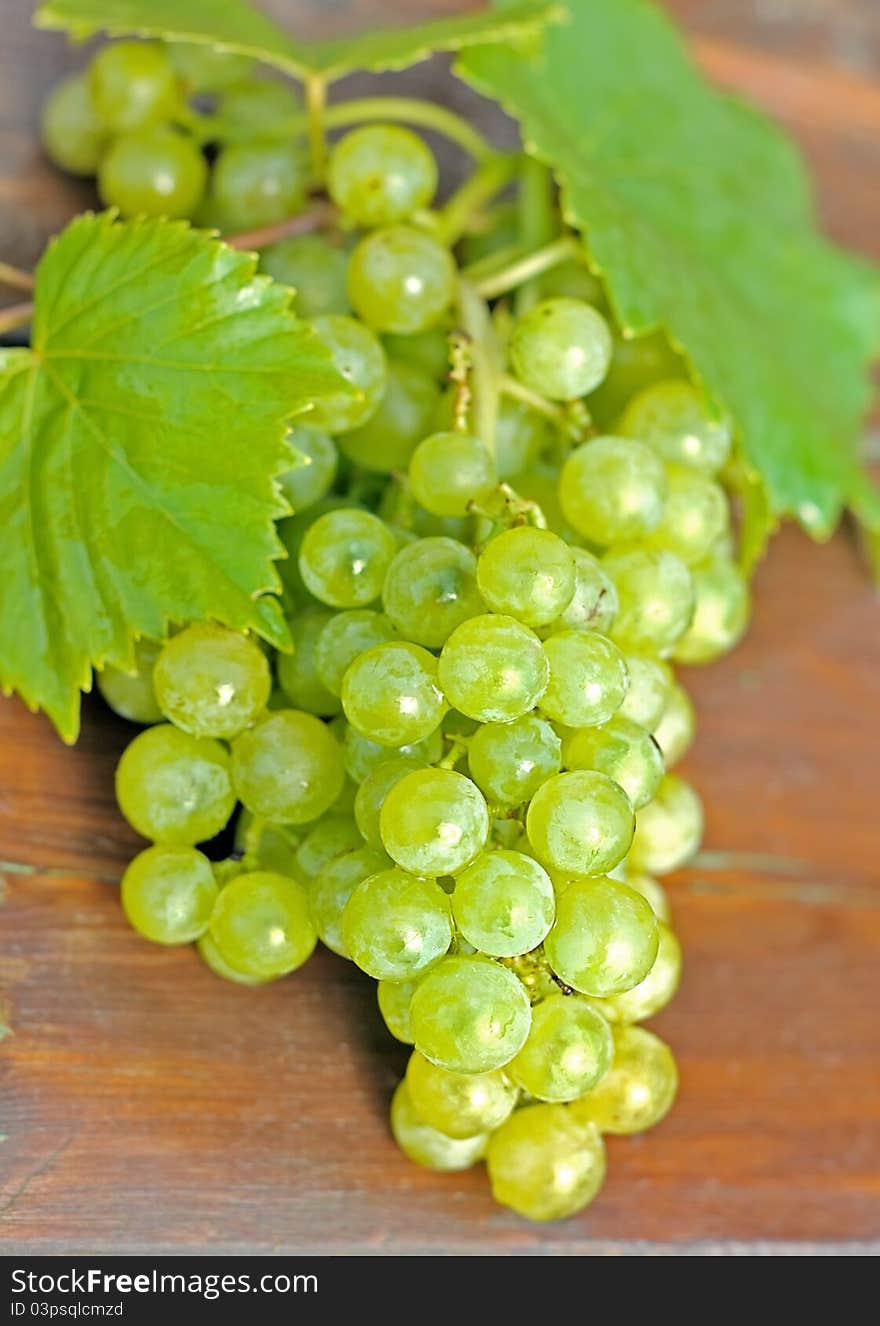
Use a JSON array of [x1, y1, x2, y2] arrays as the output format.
[[52, 39, 752, 1222]]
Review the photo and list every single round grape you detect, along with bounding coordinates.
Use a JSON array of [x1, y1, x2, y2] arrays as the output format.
[[564, 715, 664, 810], [168, 42, 255, 91], [452, 849, 555, 958], [298, 509, 396, 609], [382, 536, 483, 649], [310, 845, 390, 958], [277, 428, 338, 512], [342, 722, 442, 783], [355, 755, 425, 849], [294, 813, 362, 880], [41, 73, 108, 176], [338, 359, 440, 473], [308, 315, 388, 434], [232, 709, 344, 825], [510, 298, 612, 400], [619, 379, 732, 475], [673, 557, 750, 664], [572, 1025, 678, 1134], [152, 623, 270, 740], [494, 397, 553, 481], [629, 773, 703, 874], [234, 808, 304, 881], [597, 922, 682, 1024], [645, 465, 729, 565], [342, 641, 447, 748], [438, 614, 548, 723], [121, 844, 217, 944], [624, 870, 671, 923], [378, 978, 419, 1043], [210, 870, 316, 978], [98, 128, 207, 219], [477, 528, 575, 628], [212, 140, 307, 230], [605, 546, 695, 656], [408, 431, 496, 518], [314, 610, 398, 697], [347, 225, 456, 334], [486, 1103, 606, 1221], [467, 714, 561, 808], [276, 608, 341, 717], [390, 1081, 487, 1172], [261, 233, 349, 318], [89, 41, 181, 132], [559, 436, 667, 546], [406, 1050, 517, 1139], [544, 876, 659, 996], [97, 639, 163, 724], [410, 955, 532, 1074], [526, 770, 635, 877], [342, 866, 452, 980], [328, 124, 437, 226], [510, 995, 613, 1101], [197, 931, 268, 985], [587, 331, 684, 429], [652, 683, 696, 766], [116, 724, 234, 845], [618, 652, 673, 728], [545, 547, 618, 636], [383, 326, 451, 381], [539, 630, 629, 728], [213, 79, 300, 142], [380, 768, 488, 877]]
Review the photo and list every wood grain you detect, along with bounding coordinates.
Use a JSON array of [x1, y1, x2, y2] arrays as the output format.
[[2, 0, 880, 1255]]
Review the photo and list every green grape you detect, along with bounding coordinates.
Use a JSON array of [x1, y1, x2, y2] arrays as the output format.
[[526, 770, 634, 877], [405, 1050, 517, 1139], [347, 225, 456, 334], [380, 768, 488, 877], [486, 1103, 606, 1221], [342, 722, 442, 783], [98, 129, 207, 219], [41, 73, 108, 176], [510, 995, 613, 1101], [116, 724, 234, 845], [563, 715, 664, 810], [544, 876, 659, 996], [152, 622, 270, 739], [408, 431, 496, 518], [382, 326, 451, 381], [409, 955, 532, 1074], [494, 397, 553, 481], [629, 773, 703, 875], [539, 630, 629, 728], [277, 428, 338, 512], [390, 1081, 487, 1172], [89, 41, 181, 133], [354, 756, 425, 850], [97, 639, 163, 724], [276, 608, 341, 717], [673, 556, 750, 664], [309, 315, 388, 434], [213, 79, 300, 142], [605, 546, 695, 656], [121, 844, 217, 944], [337, 359, 440, 473], [539, 256, 605, 305], [652, 683, 696, 766], [544, 547, 618, 636], [231, 709, 344, 825], [477, 528, 575, 628], [342, 866, 452, 980], [452, 849, 555, 958], [378, 978, 418, 1043], [209, 870, 316, 978], [597, 922, 682, 1024], [619, 379, 732, 475], [212, 140, 308, 230], [438, 614, 548, 723], [328, 124, 437, 226], [276, 498, 338, 605], [298, 509, 396, 609], [618, 652, 673, 728], [310, 845, 390, 957], [644, 465, 729, 565], [294, 814, 363, 880], [571, 1025, 678, 1134], [261, 233, 350, 318], [342, 641, 447, 748], [559, 436, 668, 545], [467, 714, 561, 808], [623, 870, 671, 923], [234, 809, 304, 881], [509, 298, 612, 401], [168, 42, 255, 91], [197, 932, 269, 985], [587, 330, 684, 430], [314, 610, 398, 697], [382, 536, 483, 649]]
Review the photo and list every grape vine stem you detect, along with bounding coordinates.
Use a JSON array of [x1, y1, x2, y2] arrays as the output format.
[[474, 236, 580, 301], [0, 301, 34, 335], [225, 202, 337, 254], [321, 97, 495, 162], [0, 262, 34, 293], [437, 154, 520, 246]]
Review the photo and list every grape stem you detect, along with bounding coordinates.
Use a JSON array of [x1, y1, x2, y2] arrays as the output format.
[[225, 201, 337, 253], [455, 279, 501, 455], [0, 262, 34, 293], [305, 75, 328, 181], [321, 97, 495, 162], [474, 235, 579, 301], [0, 301, 34, 335], [241, 814, 268, 871], [515, 159, 558, 316], [438, 737, 469, 770], [499, 373, 592, 442], [447, 331, 474, 433], [437, 154, 520, 246]]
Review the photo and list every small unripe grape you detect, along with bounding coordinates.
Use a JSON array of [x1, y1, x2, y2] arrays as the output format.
[[153, 623, 270, 740], [405, 1051, 517, 1139], [390, 1081, 487, 1172], [89, 41, 181, 133], [380, 767, 489, 877], [97, 639, 163, 724], [629, 773, 703, 874], [526, 770, 634, 878], [544, 876, 659, 997], [408, 431, 496, 518], [231, 709, 345, 825], [510, 298, 612, 400], [262, 233, 350, 319], [116, 724, 235, 845], [510, 995, 613, 1101], [328, 124, 437, 226], [347, 226, 456, 334], [122, 844, 218, 944], [487, 1104, 606, 1221], [560, 436, 667, 546], [571, 1025, 678, 1134], [342, 641, 447, 749], [99, 129, 207, 219], [619, 379, 732, 475], [309, 314, 388, 434], [439, 614, 548, 723], [477, 527, 575, 628], [210, 870, 316, 978], [41, 74, 107, 176]]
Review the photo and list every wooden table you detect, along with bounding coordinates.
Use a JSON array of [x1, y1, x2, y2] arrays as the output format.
[[2, 1, 879, 1255]]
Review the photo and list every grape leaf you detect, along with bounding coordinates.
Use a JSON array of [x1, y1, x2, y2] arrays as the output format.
[[0, 213, 345, 742], [458, 0, 880, 537], [36, 0, 561, 84]]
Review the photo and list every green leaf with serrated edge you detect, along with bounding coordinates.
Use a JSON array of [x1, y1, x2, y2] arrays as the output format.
[[36, 0, 561, 82], [458, 0, 880, 539], [0, 213, 346, 743]]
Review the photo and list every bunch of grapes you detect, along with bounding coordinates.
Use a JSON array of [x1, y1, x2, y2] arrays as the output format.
[[46, 39, 750, 1222]]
